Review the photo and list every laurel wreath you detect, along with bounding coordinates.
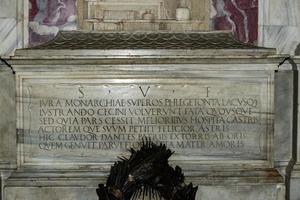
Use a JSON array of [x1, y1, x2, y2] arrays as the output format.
[[96, 141, 198, 200]]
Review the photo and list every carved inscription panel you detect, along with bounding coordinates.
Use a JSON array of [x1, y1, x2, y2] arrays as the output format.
[[18, 74, 273, 167]]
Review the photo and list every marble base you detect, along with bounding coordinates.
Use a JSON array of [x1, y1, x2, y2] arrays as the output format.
[[290, 164, 300, 200], [4, 184, 285, 200], [196, 185, 285, 200], [3, 168, 284, 200]]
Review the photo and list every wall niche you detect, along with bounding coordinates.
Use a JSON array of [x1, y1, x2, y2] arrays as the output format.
[[77, 0, 211, 31]]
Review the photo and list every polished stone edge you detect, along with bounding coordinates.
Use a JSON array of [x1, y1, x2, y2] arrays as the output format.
[[10, 63, 280, 73], [14, 48, 277, 58], [4, 168, 284, 186], [8, 57, 284, 73], [0, 163, 17, 170]]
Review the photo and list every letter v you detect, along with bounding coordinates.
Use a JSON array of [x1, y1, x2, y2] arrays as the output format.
[[139, 86, 150, 97]]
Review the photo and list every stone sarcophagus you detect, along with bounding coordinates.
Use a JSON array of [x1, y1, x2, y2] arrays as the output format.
[[0, 31, 294, 200]]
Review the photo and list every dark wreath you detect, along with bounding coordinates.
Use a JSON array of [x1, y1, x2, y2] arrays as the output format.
[[96, 141, 198, 200]]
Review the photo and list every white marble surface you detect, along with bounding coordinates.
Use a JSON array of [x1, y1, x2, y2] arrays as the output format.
[[265, 0, 299, 26], [0, 18, 18, 56], [260, 25, 300, 55], [0, 0, 18, 57], [0, 0, 28, 57], [258, 0, 300, 54], [0, 0, 17, 18]]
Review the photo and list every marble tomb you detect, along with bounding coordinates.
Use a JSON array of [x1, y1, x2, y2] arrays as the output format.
[[0, 30, 298, 199]]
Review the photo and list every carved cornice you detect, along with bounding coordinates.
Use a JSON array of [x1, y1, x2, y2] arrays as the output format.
[[30, 31, 268, 50]]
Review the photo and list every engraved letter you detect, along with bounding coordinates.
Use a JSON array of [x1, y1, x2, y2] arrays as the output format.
[[139, 86, 151, 97], [206, 87, 210, 97], [79, 86, 84, 98]]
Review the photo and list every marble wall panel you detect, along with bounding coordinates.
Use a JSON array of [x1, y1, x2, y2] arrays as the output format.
[[0, 0, 20, 56], [0, 0, 17, 18], [0, 19, 18, 56], [259, 26, 300, 55], [258, 0, 300, 54], [0, 0, 28, 57], [290, 177, 300, 200], [260, 0, 297, 26]]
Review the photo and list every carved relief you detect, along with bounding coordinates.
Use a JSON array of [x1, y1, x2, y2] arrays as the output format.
[[77, 0, 211, 31]]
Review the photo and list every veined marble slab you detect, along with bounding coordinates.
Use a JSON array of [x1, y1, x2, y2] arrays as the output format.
[[17, 71, 273, 168], [0, 18, 18, 56], [259, 25, 300, 55]]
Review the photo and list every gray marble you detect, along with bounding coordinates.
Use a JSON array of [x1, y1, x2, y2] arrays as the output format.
[[290, 166, 300, 200], [0, 66, 16, 170], [289, 59, 300, 200], [5, 187, 98, 200], [3, 184, 285, 200], [196, 185, 285, 200], [274, 70, 294, 173], [0, 64, 16, 200], [297, 62, 300, 163]]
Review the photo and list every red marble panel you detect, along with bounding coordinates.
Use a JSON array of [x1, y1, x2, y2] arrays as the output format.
[[212, 0, 258, 44], [29, 0, 76, 47]]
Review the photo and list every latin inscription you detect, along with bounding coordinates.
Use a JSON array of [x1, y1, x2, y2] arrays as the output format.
[[36, 86, 259, 153], [21, 78, 271, 162]]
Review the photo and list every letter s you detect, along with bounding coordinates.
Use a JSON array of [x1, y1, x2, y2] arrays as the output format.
[[79, 86, 84, 98]]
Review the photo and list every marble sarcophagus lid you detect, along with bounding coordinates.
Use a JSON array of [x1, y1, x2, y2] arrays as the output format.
[[0, 31, 293, 200]]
